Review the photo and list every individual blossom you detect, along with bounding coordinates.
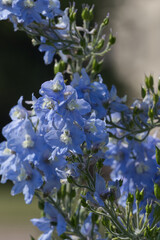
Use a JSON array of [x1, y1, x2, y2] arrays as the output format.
[[44, 120, 86, 155], [0, 0, 20, 21], [12, 0, 42, 26], [105, 135, 160, 209], [71, 69, 109, 119], [31, 202, 66, 239], [11, 161, 43, 204], [84, 112, 108, 149]]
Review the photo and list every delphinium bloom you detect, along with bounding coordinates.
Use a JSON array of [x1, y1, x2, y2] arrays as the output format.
[[0, 70, 110, 205], [104, 134, 160, 210], [0, 0, 71, 64], [31, 202, 66, 239]]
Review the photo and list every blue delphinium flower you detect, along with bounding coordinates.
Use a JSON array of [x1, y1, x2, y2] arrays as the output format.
[[36, 0, 61, 19], [105, 135, 160, 209], [84, 112, 108, 149], [45, 120, 86, 155], [11, 161, 43, 204], [31, 202, 66, 239], [81, 212, 92, 237], [39, 72, 67, 101], [0, 0, 20, 20], [12, 0, 42, 26], [71, 69, 109, 119], [38, 37, 57, 65]]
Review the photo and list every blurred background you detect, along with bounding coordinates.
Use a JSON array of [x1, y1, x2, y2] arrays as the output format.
[[0, 0, 160, 239]]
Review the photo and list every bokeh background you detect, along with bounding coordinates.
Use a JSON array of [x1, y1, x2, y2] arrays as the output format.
[[0, 0, 160, 239]]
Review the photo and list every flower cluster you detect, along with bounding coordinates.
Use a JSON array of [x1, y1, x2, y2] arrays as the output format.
[[0, 0, 70, 64], [1, 1, 160, 239]]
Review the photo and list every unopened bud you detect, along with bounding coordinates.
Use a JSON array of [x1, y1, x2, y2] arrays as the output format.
[[102, 13, 109, 27], [156, 146, 160, 165], [95, 38, 105, 50], [81, 6, 94, 21], [154, 183, 160, 199], [136, 189, 144, 202], [127, 193, 134, 204], [54, 60, 66, 74], [145, 202, 152, 215]]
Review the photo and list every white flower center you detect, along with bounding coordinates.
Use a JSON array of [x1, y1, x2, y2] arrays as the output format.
[[52, 80, 63, 92], [60, 130, 72, 145], [86, 122, 97, 133], [42, 98, 54, 109], [2, 0, 12, 5], [67, 99, 79, 111], [24, 0, 35, 8], [12, 109, 24, 119], [22, 134, 34, 148], [3, 147, 12, 155]]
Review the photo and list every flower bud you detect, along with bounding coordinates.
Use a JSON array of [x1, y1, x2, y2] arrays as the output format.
[[154, 183, 160, 199], [126, 193, 134, 204], [102, 13, 109, 27], [145, 202, 152, 215], [136, 189, 144, 202], [95, 38, 105, 51], [54, 60, 66, 74], [156, 146, 160, 165], [81, 5, 94, 21], [109, 33, 116, 45], [70, 11, 76, 23], [145, 75, 154, 90]]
